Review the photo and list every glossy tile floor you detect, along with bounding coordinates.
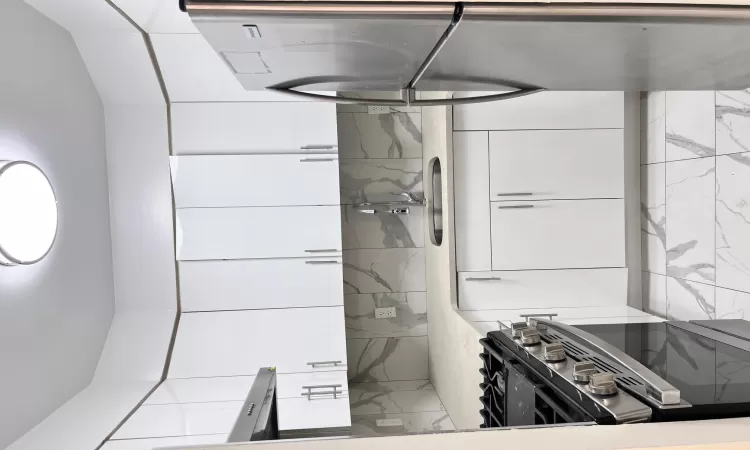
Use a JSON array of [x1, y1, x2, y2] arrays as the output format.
[[349, 380, 455, 436]]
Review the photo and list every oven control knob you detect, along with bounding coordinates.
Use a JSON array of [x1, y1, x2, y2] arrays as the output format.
[[589, 372, 618, 396], [519, 328, 541, 346], [543, 343, 566, 362], [572, 361, 598, 383], [511, 322, 530, 338]]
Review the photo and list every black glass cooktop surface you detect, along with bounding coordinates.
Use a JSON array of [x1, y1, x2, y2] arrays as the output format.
[[575, 320, 750, 408]]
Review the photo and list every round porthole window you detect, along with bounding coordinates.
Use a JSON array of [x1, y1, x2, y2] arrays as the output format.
[[0, 161, 58, 266]]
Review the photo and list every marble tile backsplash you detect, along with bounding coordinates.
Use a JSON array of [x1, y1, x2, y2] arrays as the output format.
[[641, 90, 750, 321], [338, 103, 427, 382]]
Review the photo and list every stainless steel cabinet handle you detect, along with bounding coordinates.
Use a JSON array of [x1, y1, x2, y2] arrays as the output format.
[[301, 384, 343, 401], [301, 145, 336, 150], [497, 192, 533, 197], [300, 158, 337, 162], [307, 360, 343, 368], [497, 204, 535, 209], [466, 277, 503, 281], [305, 260, 340, 265], [305, 249, 339, 253]]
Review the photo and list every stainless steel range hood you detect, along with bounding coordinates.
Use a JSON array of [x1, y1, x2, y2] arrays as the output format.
[[182, 1, 750, 105]]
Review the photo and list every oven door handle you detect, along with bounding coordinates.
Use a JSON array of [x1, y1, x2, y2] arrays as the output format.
[[534, 319, 681, 406]]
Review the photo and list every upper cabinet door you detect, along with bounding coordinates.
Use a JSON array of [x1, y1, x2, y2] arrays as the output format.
[[454, 91, 624, 131], [489, 130, 625, 201], [172, 102, 338, 154], [176, 206, 342, 261], [419, 5, 750, 91], [171, 155, 340, 208]]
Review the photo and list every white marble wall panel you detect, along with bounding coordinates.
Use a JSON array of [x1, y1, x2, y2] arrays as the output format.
[[666, 277, 715, 320], [716, 152, 750, 293], [643, 272, 668, 318], [716, 90, 750, 156], [346, 337, 429, 382], [337, 113, 422, 159], [345, 292, 427, 338], [666, 157, 716, 284], [336, 92, 420, 114], [343, 249, 426, 294], [349, 380, 433, 392], [339, 159, 423, 205], [641, 163, 667, 274], [665, 92, 716, 161], [341, 206, 424, 250], [349, 389, 444, 416], [350, 411, 454, 436], [642, 91, 666, 164], [715, 287, 750, 320]]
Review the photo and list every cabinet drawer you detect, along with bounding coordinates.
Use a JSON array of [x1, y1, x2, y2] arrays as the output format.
[[458, 268, 627, 311], [464, 305, 654, 323], [171, 155, 340, 208], [489, 130, 624, 201], [278, 371, 349, 400], [278, 396, 351, 431], [179, 258, 344, 311], [490, 199, 625, 270], [172, 102, 337, 154], [454, 91, 623, 131], [176, 206, 342, 261], [169, 307, 347, 378]]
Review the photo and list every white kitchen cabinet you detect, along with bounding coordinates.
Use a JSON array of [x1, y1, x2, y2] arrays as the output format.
[[171, 154, 340, 208], [453, 91, 624, 131], [490, 199, 625, 270], [463, 305, 655, 324], [112, 401, 244, 439], [172, 102, 337, 154], [176, 206, 342, 261], [458, 268, 627, 311], [453, 131, 492, 272], [278, 396, 352, 431], [179, 258, 344, 312], [168, 307, 347, 378], [146, 372, 349, 405], [489, 129, 625, 201]]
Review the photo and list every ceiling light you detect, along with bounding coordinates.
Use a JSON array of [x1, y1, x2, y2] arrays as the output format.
[[0, 161, 58, 266]]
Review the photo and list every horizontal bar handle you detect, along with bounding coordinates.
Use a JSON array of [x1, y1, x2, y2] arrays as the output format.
[[301, 390, 342, 400], [300, 158, 337, 162], [301, 145, 336, 150], [466, 277, 503, 281], [305, 260, 340, 265], [497, 204, 535, 209], [302, 384, 343, 390], [497, 192, 533, 197], [305, 249, 340, 253], [307, 360, 343, 367]]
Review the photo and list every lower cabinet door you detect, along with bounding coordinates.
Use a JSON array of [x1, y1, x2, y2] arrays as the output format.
[[277, 371, 349, 400], [168, 307, 347, 378], [491, 199, 625, 270], [277, 396, 352, 431]]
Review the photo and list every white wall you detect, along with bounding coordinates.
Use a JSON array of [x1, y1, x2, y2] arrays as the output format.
[[0, 1, 115, 447]]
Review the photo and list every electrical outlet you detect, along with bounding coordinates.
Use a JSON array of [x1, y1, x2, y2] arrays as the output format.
[[368, 105, 390, 115], [375, 307, 396, 319], [376, 418, 403, 427]]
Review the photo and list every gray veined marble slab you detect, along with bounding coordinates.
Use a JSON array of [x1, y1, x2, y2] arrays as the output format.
[[666, 157, 716, 284], [350, 411, 455, 437], [337, 112, 423, 159], [646, 91, 666, 123], [345, 292, 427, 338], [716, 90, 750, 156], [715, 287, 750, 320], [642, 114, 666, 165], [349, 388, 445, 416], [641, 164, 667, 275], [642, 271, 668, 318], [336, 92, 421, 114], [341, 205, 424, 250], [666, 276, 715, 320], [716, 152, 750, 293], [339, 159, 423, 205], [346, 336, 428, 382], [349, 380, 434, 394], [343, 248, 426, 294], [665, 91, 716, 162]]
